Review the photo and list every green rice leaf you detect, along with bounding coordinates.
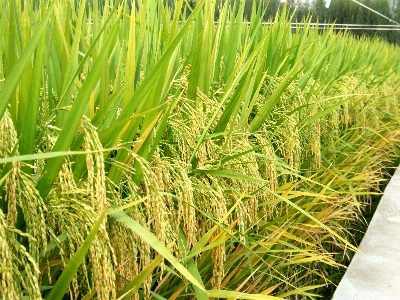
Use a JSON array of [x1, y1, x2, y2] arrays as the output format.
[[45, 212, 106, 300], [36, 12, 122, 198], [0, 0, 56, 119], [109, 210, 206, 292], [206, 290, 282, 299], [117, 254, 164, 299]]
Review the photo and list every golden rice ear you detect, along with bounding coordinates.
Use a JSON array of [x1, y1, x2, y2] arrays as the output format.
[[275, 114, 302, 177], [212, 242, 226, 289], [57, 157, 77, 193], [176, 167, 197, 247], [257, 75, 304, 179], [104, 159, 158, 298], [193, 177, 228, 288], [309, 104, 322, 169], [89, 235, 116, 300], [81, 116, 107, 215], [109, 221, 139, 295], [133, 152, 166, 244], [0, 110, 20, 226], [16, 243, 42, 298], [18, 174, 47, 261], [152, 155, 197, 248], [80, 116, 116, 299], [166, 82, 222, 166], [1, 208, 42, 298], [0, 112, 44, 298], [298, 99, 323, 171], [0, 210, 20, 299]]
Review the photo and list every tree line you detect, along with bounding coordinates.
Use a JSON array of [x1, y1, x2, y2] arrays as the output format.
[[31, 0, 400, 44], [184, 0, 400, 44], [306, 0, 399, 43]]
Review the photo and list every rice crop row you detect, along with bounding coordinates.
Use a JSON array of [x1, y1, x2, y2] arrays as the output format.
[[0, 0, 400, 299]]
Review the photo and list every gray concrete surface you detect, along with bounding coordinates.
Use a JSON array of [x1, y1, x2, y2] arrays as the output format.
[[332, 166, 400, 300]]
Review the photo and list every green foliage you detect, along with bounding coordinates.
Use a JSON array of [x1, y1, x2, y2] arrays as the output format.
[[313, 0, 400, 43]]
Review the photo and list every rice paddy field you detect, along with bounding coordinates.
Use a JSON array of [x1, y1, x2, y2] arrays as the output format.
[[1, 0, 400, 299]]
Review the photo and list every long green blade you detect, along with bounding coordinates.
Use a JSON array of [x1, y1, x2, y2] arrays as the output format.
[[0, 0, 55, 119], [45, 212, 106, 300]]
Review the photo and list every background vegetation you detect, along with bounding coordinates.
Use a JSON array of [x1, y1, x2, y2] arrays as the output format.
[[174, 0, 400, 43], [1, 0, 400, 299]]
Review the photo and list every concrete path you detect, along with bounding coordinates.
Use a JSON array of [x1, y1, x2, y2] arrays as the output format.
[[332, 166, 400, 300]]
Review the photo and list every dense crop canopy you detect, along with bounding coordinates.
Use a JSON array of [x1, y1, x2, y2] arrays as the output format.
[[0, 0, 399, 299]]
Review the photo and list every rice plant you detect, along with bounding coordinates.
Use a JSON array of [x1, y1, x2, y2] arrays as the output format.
[[1, 0, 400, 299]]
